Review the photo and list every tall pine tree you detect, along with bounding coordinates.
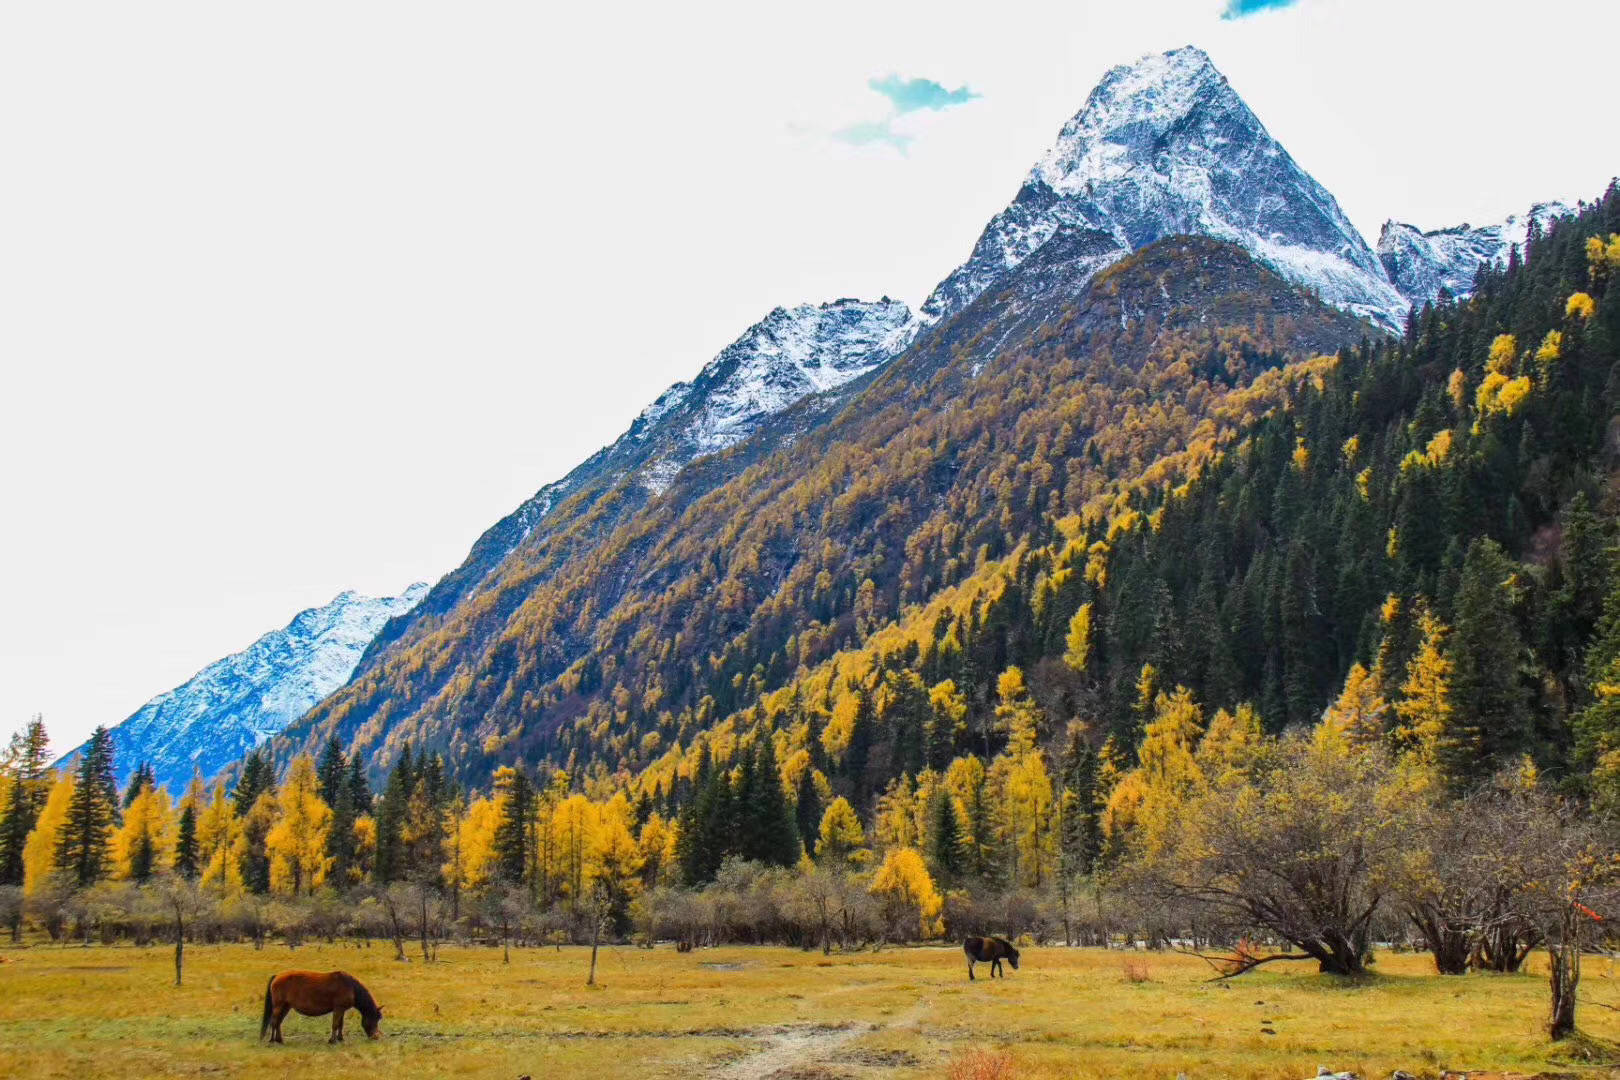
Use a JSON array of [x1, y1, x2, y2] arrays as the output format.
[[56, 726, 118, 888]]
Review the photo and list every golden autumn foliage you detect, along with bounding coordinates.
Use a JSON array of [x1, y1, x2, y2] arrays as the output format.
[[449, 794, 502, 892], [1446, 370, 1467, 411], [869, 846, 943, 939], [1394, 608, 1452, 765], [112, 786, 175, 881], [816, 796, 869, 866], [1487, 334, 1518, 374], [266, 755, 329, 896], [197, 781, 242, 892], [1194, 703, 1262, 785], [1064, 602, 1094, 673], [1567, 291, 1596, 320], [23, 771, 73, 897], [1586, 234, 1620, 280], [1104, 683, 1206, 854], [1475, 372, 1533, 421], [1401, 428, 1453, 472], [1322, 662, 1389, 748]]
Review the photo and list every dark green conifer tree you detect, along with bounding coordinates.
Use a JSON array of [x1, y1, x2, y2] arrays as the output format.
[[56, 726, 118, 888], [492, 767, 534, 886], [173, 801, 199, 879], [792, 763, 822, 857], [232, 750, 270, 817], [924, 786, 965, 885], [121, 762, 155, 809], [373, 746, 415, 885], [740, 739, 800, 867], [315, 735, 346, 807], [0, 778, 33, 886], [1446, 538, 1533, 778]]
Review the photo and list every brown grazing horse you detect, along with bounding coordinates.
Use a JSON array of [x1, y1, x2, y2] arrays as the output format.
[[261, 970, 383, 1044], [963, 936, 1020, 980]]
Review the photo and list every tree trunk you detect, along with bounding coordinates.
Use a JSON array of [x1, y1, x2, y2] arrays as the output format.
[[173, 913, 184, 986], [1297, 930, 1368, 976], [1477, 923, 1537, 972], [1547, 941, 1580, 1040], [587, 916, 602, 986], [389, 911, 406, 961], [1410, 911, 1469, 975]]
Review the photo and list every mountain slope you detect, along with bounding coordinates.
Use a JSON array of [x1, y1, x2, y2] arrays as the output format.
[[66, 585, 427, 793], [271, 44, 1428, 784], [1377, 201, 1573, 309], [277, 233, 1372, 784], [920, 46, 1407, 330], [357, 299, 914, 670]]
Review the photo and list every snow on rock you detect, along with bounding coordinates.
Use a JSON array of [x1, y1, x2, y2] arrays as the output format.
[[61, 584, 429, 793], [921, 45, 1409, 331], [634, 298, 916, 488], [1378, 201, 1573, 309]]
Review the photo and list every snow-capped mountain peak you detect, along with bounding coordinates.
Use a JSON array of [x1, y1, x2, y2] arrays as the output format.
[[1377, 201, 1573, 309], [921, 45, 1408, 330], [62, 584, 429, 793]]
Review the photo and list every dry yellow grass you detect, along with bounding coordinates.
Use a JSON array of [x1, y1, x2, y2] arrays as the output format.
[[1, 941, 1617, 1079]]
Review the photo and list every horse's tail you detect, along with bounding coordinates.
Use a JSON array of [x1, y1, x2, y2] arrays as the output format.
[[260, 975, 275, 1040]]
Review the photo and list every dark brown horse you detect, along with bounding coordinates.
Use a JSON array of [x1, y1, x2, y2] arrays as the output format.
[[260, 970, 383, 1044], [963, 936, 1020, 980]]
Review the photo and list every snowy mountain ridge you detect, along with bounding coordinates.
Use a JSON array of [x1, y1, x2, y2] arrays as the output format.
[[63, 584, 428, 794], [634, 298, 917, 489], [920, 46, 1410, 331], [1377, 201, 1574, 309]]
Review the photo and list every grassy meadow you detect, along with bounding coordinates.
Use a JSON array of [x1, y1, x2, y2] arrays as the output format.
[[1, 941, 1618, 1079]]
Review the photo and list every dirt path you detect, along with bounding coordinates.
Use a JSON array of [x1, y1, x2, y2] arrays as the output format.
[[713, 999, 931, 1080]]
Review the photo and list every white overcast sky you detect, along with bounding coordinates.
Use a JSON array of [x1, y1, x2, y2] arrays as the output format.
[[3, 0, 1616, 755]]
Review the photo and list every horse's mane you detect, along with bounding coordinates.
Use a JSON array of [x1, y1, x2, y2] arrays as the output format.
[[345, 973, 379, 1017]]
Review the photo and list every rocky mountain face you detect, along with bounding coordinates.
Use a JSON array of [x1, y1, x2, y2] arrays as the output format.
[[65, 585, 427, 793], [921, 46, 1408, 330], [1377, 202, 1572, 309]]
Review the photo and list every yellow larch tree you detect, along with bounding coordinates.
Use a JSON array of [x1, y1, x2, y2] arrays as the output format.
[[22, 771, 73, 897], [1393, 607, 1452, 769], [266, 755, 330, 896], [815, 796, 869, 866], [1322, 662, 1390, 749], [1063, 602, 1094, 673], [448, 794, 501, 894], [869, 847, 943, 940], [872, 776, 921, 852], [113, 785, 175, 882], [585, 794, 644, 911], [551, 794, 596, 912], [1195, 702, 1262, 784], [1103, 685, 1206, 854], [197, 780, 242, 893], [636, 812, 676, 887]]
